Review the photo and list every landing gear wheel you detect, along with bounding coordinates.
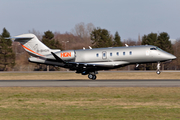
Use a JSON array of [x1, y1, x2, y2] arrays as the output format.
[[88, 74, 97, 80], [88, 74, 93, 79], [156, 70, 161, 75], [92, 75, 97, 80], [88, 71, 98, 80]]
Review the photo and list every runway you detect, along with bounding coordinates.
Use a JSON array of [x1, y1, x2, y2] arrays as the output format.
[[0, 79, 180, 87]]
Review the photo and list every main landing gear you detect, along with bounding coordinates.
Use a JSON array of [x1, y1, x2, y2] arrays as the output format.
[[88, 72, 98, 80], [156, 62, 161, 75], [88, 74, 96, 80]]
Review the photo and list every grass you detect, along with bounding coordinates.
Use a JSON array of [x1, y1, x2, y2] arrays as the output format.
[[0, 71, 180, 80], [0, 87, 180, 119]]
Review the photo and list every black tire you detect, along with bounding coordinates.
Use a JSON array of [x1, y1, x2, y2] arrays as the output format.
[[92, 75, 97, 80], [88, 74, 93, 79], [156, 70, 161, 75]]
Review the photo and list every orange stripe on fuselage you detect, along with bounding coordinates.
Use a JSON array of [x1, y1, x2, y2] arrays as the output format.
[[21, 44, 44, 57]]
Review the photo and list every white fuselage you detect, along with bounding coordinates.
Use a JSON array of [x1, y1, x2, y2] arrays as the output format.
[[63, 45, 175, 63], [38, 45, 176, 68]]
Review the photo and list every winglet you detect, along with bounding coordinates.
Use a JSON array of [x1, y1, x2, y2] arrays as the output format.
[[51, 52, 66, 64]]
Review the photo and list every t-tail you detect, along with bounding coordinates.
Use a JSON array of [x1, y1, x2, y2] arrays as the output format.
[[13, 34, 60, 57]]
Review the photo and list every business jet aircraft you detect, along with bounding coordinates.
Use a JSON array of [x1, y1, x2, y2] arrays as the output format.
[[13, 34, 176, 80]]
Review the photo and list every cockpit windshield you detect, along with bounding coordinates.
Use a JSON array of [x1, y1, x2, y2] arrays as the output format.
[[156, 47, 163, 51], [150, 48, 157, 50], [150, 47, 163, 51]]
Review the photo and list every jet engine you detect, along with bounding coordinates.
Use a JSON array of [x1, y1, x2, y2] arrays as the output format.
[[57, 50, 75, 61]]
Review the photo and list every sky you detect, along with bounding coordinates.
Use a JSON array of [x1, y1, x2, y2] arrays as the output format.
[[0, 0, 180, 40]]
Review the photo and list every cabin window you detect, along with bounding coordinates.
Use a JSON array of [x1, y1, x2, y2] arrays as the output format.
[[116, 52, 119, 56], [103, 53, 106, 57], [123, 52, 125, 55], [110, 53, 112, 56], [150, 48, 156, 50], [129, 51, 132, 55], [96, 53, 99, 57]]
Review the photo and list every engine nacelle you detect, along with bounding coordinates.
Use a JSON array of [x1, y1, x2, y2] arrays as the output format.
[[46, 50, 75, 61], [59, 50, 75, 61]]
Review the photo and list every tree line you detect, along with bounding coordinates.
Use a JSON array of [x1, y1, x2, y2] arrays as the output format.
[[0, 22, 179, 71]]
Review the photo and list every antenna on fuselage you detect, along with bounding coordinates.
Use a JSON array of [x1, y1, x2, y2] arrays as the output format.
[[89, 46, 92, 49], [125, 44, 129, 47]]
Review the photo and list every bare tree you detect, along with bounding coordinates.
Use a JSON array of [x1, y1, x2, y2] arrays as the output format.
[[54, 32, 87, 50], [172, 39, 180, 70], [28, 29, 42, 40], [71, 22, 95, 47], [72, 22, 86, 38], [123, 39, 137, 46], [86, 23, 95, 37], [137, 34, 141, 45]]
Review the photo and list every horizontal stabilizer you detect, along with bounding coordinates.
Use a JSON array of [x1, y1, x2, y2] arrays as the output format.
[[11, 37, 33, 41]]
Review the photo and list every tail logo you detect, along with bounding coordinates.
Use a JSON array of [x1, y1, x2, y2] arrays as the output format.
[[33, 44, 38, 53], [21, 44, 44, 57], [61, 52, 71, 57]]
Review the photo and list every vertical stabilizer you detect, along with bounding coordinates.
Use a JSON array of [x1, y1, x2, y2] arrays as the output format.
[[14, 34, 57, 57]]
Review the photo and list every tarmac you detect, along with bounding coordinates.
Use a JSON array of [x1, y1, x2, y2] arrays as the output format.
[[0, 79, 180, 87]]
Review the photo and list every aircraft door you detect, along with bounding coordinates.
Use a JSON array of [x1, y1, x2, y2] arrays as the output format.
[[102, 51, 107, 59]]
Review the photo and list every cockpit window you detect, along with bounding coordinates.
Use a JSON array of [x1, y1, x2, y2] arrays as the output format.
[[156, 47, 163, 51], [150, 48, 157, 50]]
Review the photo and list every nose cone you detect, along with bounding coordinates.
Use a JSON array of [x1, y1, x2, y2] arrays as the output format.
[[165, 53, 176, 60], [157, 50, 176, 61], [161, 52, 176, 61], [171, 54, 177, 60]]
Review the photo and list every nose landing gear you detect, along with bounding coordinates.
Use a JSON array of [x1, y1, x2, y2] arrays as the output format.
[[156, 62, 161, 75]]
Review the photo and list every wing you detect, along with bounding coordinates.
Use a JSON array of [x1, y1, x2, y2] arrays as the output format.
[[69, 61, 130, 68]]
